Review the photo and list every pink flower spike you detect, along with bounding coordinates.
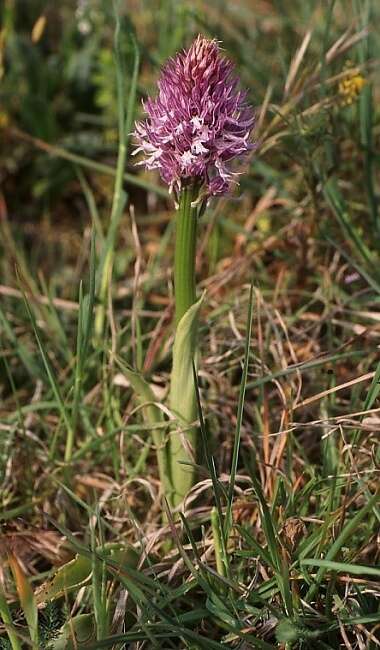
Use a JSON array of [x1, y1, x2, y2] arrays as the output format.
[[133, 35, 256, 199]]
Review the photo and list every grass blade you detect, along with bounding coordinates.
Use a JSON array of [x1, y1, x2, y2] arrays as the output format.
[[21, 289, 74, 463], [224, 282, 254, 539], [306, 489, 379, 601]]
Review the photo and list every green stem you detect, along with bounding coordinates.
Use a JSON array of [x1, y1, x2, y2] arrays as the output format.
[[169, 183, 200, 506], [174, 184, 199, 325]]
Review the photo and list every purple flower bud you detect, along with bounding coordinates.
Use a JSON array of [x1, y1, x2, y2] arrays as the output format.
[[133, 35, 256, 199]]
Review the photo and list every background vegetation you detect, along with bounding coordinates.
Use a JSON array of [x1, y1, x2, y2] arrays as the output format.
[[0, 0, 379, 648]]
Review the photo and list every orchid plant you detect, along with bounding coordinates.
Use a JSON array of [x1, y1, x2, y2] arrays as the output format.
[[132, 35, 255, 507]]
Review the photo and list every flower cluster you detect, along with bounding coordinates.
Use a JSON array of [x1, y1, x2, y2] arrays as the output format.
[[338, 67, 366, 106], [133, 35, 255, 199]]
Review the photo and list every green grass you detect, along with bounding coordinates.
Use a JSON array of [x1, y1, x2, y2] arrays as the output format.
[[0, 0, 379, 648]]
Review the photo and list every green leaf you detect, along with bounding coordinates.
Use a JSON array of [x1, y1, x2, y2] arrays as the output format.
[[115, 357, 172, 500], [36, 545, 139, 604], [8, 554, 38, 649], [50, 614, 95, 650], [0, 584, 23, 650], [169, 295, 203, 505], [275, 619, 326, 643], [275, 619, 299, 643], [35, 554, 93, 604]]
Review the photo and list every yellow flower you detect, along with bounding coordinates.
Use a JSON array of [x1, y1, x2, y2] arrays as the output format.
[[338, 68, 366, 106]]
